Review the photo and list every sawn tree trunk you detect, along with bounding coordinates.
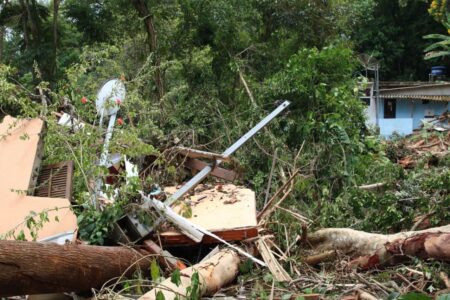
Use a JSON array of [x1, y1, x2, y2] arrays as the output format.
[[0, 240, 150, 297]]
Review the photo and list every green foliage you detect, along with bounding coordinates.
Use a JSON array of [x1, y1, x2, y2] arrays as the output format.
[[0, 64, 39, 117], [156, 291, 165, 300], [398, 292, 432, 300], [186, 272, 200, 300], [76, 201, 123, 245], [150, 259, 161, 282], [267, 44, 367, 195], [170, 268, 182, 287], [353, 0, 445, 80], [424, 32, 450, 60]]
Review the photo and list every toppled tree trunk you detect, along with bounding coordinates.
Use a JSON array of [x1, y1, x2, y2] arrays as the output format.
[[0, 240, 149, 297], [139, 248, 240, 300], [305, 225, 450, 269]]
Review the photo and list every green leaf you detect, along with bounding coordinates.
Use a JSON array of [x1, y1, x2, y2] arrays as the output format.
[[399, 292, 432, 300], [238, 259, 253, 274], [186, 272, 200, 299], [437, 294, 450, 300], [156, 291, 165, 300], [170, 268, 181, 286], [16, 230, 26, 241], [424, 51, 450, 60], [423, 34, 450, 40], [150, 259, 160, 281]]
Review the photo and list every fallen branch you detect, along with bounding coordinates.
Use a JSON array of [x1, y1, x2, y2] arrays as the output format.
[[306, 225, 450, 269], [303, 250, 336, 265], [258, 170, 299, 222]]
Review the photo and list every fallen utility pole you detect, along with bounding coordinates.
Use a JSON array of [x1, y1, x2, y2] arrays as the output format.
[[0, 240, 149, 297]]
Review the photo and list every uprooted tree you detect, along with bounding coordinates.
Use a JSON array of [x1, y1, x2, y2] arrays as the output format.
[[305, 225, 450, 269]]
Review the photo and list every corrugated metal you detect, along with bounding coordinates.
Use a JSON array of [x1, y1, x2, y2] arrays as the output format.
[[379, 82, 450, 93], [35, 161, 74, 200], [380, 94, 450, 101]]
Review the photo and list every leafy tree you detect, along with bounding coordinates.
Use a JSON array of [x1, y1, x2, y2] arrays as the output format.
[[354, 0, 446, 80]]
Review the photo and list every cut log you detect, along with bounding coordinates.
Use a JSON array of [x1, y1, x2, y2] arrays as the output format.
[[0, 240, 150, 297], [306, 225, 450, 269], [139, 248, 240, 300]]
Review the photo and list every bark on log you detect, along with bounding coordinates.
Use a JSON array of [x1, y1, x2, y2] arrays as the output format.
[[139, 248, 240, 300], [0, 240, 150, 297], [306, 225, 450, 269]]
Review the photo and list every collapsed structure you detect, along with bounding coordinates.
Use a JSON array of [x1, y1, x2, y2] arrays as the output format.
[[1, 79, 449, 299]]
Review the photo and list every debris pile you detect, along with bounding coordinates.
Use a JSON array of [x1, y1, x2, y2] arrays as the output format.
[[1, 80, 449, 299], [387, 125, 450, 169]]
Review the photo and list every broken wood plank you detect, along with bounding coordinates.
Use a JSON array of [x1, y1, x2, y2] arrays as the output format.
[[175, 146, 232, 162], [256, 237, 292, 282], [145, 191, 264, 266], [157, 227, 258, 246], [358, 182, 386, 191], [142, 240, 186, 270], [0, 240, 150, 297], [185, 158, 238, 181]]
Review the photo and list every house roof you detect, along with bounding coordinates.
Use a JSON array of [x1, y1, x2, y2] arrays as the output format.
[[379, 82, 450, 102]]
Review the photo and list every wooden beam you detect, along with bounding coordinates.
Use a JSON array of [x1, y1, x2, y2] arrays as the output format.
[[174, 146, 231, 162], [185, 158, 238, 181], [156, 227, 258, 246]]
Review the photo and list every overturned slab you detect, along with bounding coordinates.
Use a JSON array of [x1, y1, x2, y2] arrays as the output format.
[[0, 116, 77, 241], [157, 184, 258, 245]]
